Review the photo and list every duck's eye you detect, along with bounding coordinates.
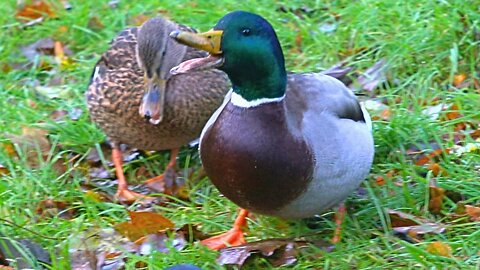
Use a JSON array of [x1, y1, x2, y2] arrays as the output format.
[[241, 28, 251, 36]]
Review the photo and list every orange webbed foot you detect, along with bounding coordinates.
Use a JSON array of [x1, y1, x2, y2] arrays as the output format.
[[200, 209, 249, 250]]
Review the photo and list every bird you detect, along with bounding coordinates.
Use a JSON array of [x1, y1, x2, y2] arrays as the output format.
[[170, 10, 374, 250], [86, 16, 230, 203]]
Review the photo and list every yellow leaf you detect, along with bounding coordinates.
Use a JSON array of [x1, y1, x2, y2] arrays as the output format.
[[426, 241, 452, 257], [114, 211, 174, 242]]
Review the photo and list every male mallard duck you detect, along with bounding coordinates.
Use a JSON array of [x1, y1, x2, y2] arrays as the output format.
[[171, 11, 374, 249], [86, 16, 230, 203]]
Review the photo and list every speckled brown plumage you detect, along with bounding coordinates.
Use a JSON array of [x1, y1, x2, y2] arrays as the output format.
[[86, 25, 230, 151]]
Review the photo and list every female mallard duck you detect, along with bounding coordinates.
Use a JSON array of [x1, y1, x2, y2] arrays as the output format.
[[86, 16, 230, 203], [171, 11, 374, 249]]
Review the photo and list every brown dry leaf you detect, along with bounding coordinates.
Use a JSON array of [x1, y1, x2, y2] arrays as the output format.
[[426, 241, 452, 257], [69, 228, 137, 270], [0, 165, 9, 176], [217, 239, 303, 267], [217, 238, 332, 267], [469, 128, 480, 140], [128, 14, 150, 26], [374, 175, 386, 186], [49, 110, 68, 122], [465, 205, 480, 221], [6, 127, 66, 174], [145, 169, 188, 199], [1, 143, 16, 157], [7, 127, 50, 167], [54, 41, 75, 69], [87, 16, 105, 31], [443, 103, 470, 132], [388, 209, 446, 240], [49, 108, 82, 122], [15, 1, 55, 23], [453, 74, 466, 87], [177, 224, 210, 241], [36, 199, 76, 219], [21, 38, 74, 71], [115, 211, 174, 242], [427, 163, 446, 176], [414, 148, 449, 166], [428, 184, 445, 215], [294, 33, 302, 52]]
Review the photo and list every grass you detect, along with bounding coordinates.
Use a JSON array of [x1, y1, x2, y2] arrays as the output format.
[[1, 0, 479, 269]]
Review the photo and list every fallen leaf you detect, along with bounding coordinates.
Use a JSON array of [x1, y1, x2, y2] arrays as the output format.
[[388, 209, 446, 241], [294, 33, 302, 52], [1, 143, 16, 157], [428, 182, 445, 214], [137, 232, 186, 255], [15, 1, 55, 23], [6, 127, 51, 168], [427, 163, 446, 177], [69, 228, 136, 270], [21, 38, 55, 60], [426, 241, 452, 257], [177, 224, 210, 241], [0, 165, 9, 176], [115, 211, 174, 242], [217, 238, 332, 267], [469, 128, 480, 140], [128, 14, 150, 26], [465, 205, 480, 221], [36, 199, 76, 219], [87, 16, 105, 31], [21, 37, 73, 70], [321, 61, 352, 84], [48, 107, 82, 122], [362, 99, 390, 121], [374, 175, 386, 186], [357, 59, 387, 92], [414, 148, 449, 166], [453, 74, 466, 87]]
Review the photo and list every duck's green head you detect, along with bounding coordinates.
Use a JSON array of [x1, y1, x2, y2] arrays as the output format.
[[171, 11, 287, 101]]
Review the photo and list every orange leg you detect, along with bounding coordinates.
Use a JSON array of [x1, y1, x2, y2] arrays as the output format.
[[112, 146, 154, 204], [201, 209, 249, 250], [144, 148, 179, 192], [332, 203, 346, 244]]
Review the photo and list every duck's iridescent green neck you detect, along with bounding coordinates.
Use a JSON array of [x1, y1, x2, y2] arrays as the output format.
[[226, 46, 287, 101]]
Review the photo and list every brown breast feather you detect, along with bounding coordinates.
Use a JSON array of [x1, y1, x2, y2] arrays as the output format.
[[200, 102, 314, 215]]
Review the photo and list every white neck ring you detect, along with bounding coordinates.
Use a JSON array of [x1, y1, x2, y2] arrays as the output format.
[[230, 91, 285, 108]]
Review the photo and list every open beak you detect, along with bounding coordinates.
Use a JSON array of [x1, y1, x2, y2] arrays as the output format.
[[169, 30, 224, 74], [139, 78, 166, 125]]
